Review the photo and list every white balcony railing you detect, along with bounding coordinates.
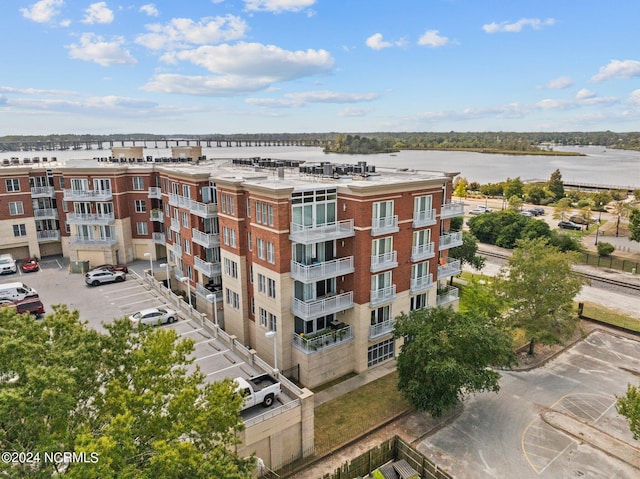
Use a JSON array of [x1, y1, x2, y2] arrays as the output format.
[[148, 187, 162, 199], [172, 242, 182, 257], [441, 202, 465, 218], [169, 194, 218, 218], [371, 216, 399, 236], [291, 291, 354, 320], [292, 325, 353, 354], [63, 189, 112, 201], [194, 256, 221, 277], [370, 285, 396, 306], [69, 236, 117, 246], [438, 259, 462, 280], [439, 231, 463, 250], [411, 242, 435, 262], [30, 186, 55, 197], [436, 286, 460, 306], [370, 251, 398, 272], [412, 209, 437, 228], [37, 230, 60, 241], [410, 273, 434, 293], [369, 319, 394, 339], [289, 219, 355, 244], [152, 232, 165, 244], [150, 209, 164, 222], [170, 217, 181, 232], [66, 213, 115, 225], [195, 283, 223, 303], [290, 256, 354, 283], [192, 228, 220, 248], [33, 208, 58, 219]]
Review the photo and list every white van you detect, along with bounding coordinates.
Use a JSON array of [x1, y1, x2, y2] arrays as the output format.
[[0, 282, 38, 302]]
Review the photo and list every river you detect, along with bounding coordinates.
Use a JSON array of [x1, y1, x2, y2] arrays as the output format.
[[3, 144, 639, 188]]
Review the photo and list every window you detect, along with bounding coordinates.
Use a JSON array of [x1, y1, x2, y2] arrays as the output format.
[[246, 198, 251, 217], [413, 229, 431, 247], [371, 271, 392, 291], [268, 313, 277, 332], [222, 227, 236, 247], [224, 258, 238, 278], [255, 201, 274, 226], [9, 201, 24, 215], [136, 222, 148, 235], [267, 278, 276, 299], [184, 239, 191, 255], [291, 189, 337, 227], [221, 193, 235, 214], [182, 185, 190, 198], [410, 293, 428, 311], [259, 308, 268, 327], [257, 273, 266, 293], [257, 238, 265, 259], [13, 224, 27, 237], [414, 195, 433, 215], [247, 231, 252, 251], [5, 179, 20, 192], [411, 261, 430, 280], [266, 241, 275, 264], [186, 265, 193, 280], [132, 177, 144, 190], [225, 288, 240, 309], [372, 200, 394, 219], [135, 200, 146, 213], [371, 305, 391, 325], [181, 211, 189, 227], [60, 177, 66, 189], [295, 314, 333, 335], [368, 339, 395, 367]]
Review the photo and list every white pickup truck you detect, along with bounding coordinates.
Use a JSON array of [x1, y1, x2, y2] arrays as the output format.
[[235, 374, 281, 410]]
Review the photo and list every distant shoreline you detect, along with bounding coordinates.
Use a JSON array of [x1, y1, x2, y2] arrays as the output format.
[[401, 147, 585, 157]]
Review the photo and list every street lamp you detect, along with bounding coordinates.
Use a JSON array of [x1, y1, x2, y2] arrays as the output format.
[[160, 262, 171, 291], [265, 330, 278, 375], [144, 252, 153, 277], [595, 202, 603, 245], [179, 276, 192, 309], [205, 293, 219, 327]]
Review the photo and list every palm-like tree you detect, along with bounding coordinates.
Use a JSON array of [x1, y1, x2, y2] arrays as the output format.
[[612, 200, 631, 237]]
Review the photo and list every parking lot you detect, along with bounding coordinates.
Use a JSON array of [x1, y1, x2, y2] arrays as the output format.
[[1, 256, 292, 416]]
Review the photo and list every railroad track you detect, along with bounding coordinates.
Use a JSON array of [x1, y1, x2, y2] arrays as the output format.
[[477, 248, 640, 293]]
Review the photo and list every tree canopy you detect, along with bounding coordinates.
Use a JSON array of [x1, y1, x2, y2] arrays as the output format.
[[0, 305, 254, 479], [616, 383, 640, 440], [547, 169, 565, 200], [630, 208, 640, 243]]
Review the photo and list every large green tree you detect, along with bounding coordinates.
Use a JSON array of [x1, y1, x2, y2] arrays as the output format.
[[547, 169, 565, 199], [448, 232, 485, 284], [394, 306, 515, 417], [497, 238, 585, 355], [0, 306, 254, 479], [630, 208, 640, 242], [616, 383, 640, 440]]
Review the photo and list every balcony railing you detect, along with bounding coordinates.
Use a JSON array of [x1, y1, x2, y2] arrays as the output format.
[[194, 256, 221, 277], [290, 256, 354, 283], [192, 228, 220, 248], [69, 236, 117, 246], [411, 242, 435, 262], [291, 291, 354, 320], [410, 273, 434, 294], [441, 202, 464, 218], [413, 209, 437, 228], [436, 286, 460, 306], [172, 242, 182, 257], [66, 212, 115, 225], [148, 187, 162, 199], [37, 230, 60, 242], [169, 194, 218, 218], [152, 232, 165, 245], [30, 186, 55, 198], [292, 325, 353, 354], [371, 215, 399, 236], [33, 208, 58, 219], [195, 283, 223, 303], [289, 219, 355, 244], [170, 217, 181, 233], [438, 259, 462, 280], [439, 231, 463, 250], [370, 285, 396, 306], [63, 189, 112, 201], [369, 319, 394, 339], [370, 251, 398, 272], [150, 209, 164, 222]]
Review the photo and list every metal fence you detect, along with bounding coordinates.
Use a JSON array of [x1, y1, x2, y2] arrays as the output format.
[[580, 253, 639, 273]]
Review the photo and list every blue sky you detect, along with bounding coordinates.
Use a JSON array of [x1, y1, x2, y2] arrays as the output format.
[[2, 0, 639, 135]]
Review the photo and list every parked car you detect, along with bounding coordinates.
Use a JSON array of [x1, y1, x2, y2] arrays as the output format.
[[129, 307, 178, 327], [0, 254, 18, 275], [235, 374, 281, 410], [569, 214, 592, 225], [558, 220, 582, 231], [21, 258, 40, 273], [520, 211, 533, 217], [12, 298, 45, 317], [469, 205, 492, 215], [0, 282, 38, 302], [85, 269, 126, 286], [90, 264, 129, 274], [528, 207, 545, 216]]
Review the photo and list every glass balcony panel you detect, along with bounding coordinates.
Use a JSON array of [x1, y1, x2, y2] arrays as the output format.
[[290, 256, 354, 283], [370, 285, 396, 306], [37, 230, 60, 242], [289, 219, 354, 244], [192, 228, 220, 248], [369, 318, 394, 339], [194, 256, 221, 277], [170, 217, 181, 232], [370, 251, 398, 272], [371, 216, 399, 236], [291, 291, 354, 320], [152, 232, 165, 244], [436, 286, 459, 306], [148, 187, 162, 199], [438, 259, 462, 279], [441, 202, 464, 218], [439, 231, 463, 250], [63, 189, 112, 201], [412, 209, 437, 227], [30, 186, 55, 198], [411, 242, 435, 261], [69, 236, 117, 246], [292, 325, 353, 354], [150, 209, 164, 222], [33, 208, 58, 219], [410, 273, 434, 293], [66, 213, 115, 225]]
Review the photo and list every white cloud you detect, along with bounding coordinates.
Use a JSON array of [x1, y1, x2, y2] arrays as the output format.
[[67, 33, 137, 67], [629, 89, 640, 104], [538, 76, 573, 89], [243, 0, 315, 13], [20, 0, 64, 23], [576, 88, 596, 100], [365, 33, 404, 50], [482, 18, 555, 33], [338, 107, 372, 117], [246, 90, 378, 109], [136, 15, 248, 51], [417, 30, 450, 47], [142, 74, 273, 96], [82, 2, 114, 25], [139, 4, 159, 17], [591, 59, 640, 82]]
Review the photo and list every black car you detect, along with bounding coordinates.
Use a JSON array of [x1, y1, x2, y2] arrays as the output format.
[[558, 221, 582, 231], [528, 207, 545, 216]]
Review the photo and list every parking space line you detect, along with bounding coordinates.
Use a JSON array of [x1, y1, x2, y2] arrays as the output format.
[[538, 442, 574, 475], [206, 363, 245, 376], [194, 350, 229, 362], [104, 291, 153, 301], [180, 328, 205, 336]]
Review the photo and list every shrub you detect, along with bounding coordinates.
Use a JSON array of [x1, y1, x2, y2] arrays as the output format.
[[597, 242, 615, 257]]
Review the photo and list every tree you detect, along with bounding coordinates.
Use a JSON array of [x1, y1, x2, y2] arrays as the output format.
[[448, 232, 485, 284], [0, 306, 254, 479], [503, 177, 524, 200], [453, 178, 468, 198], [497, 238, 586, 355], [616, 383, 640, 440], [596, 241, 615, 256], [630, 208, 640, 242], [553, 197, 572, 221], [611, 200, 631, 237], [507, 195, 523, 211], [547, 169, 565, 199], [394, 306, 515, 417]]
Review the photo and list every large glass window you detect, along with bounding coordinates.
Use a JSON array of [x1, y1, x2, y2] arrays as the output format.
[[292, 240, 334, 264], [411, 261, 429, 280], [371, 305, 391, 325], [372, 236, 393, 256], [372, 200, 394, 219], [291, 189, 336, 227], [371, 271, 392, 291], [414, 195, 432, 214], [368, 339, 394, 367]]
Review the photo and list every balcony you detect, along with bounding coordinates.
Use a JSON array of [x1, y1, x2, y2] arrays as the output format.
[[436, 286, 459, 306], [33, 208, 58, 220], [148, 187, 162, 199], [172, 242, 182, 257], [150, 209, 164, 222], [289, 219, 355, 244], [290, 256, 354, 283], [194, 256, 222, 277], [291, 291, 354, 320], [30, 186, 55, 198], [370, 285, 396, 306], [441, 202, 464, 219], [169, 194, 218, 218], [411, 242, 435, 262], [439, 231, 463, 250], [152, 232, 165, 245], [170, 217, 181, 233], [63, 189, 112, 201], [292, 325, 353, 354], [410, 273, 434, 294], [371, 216, 399, 236], [370, 319, 394, 340], [195, 283, 223, 303], [370, 251, 398, 272], [66, 213, 115, 225], [37, 230, 60, 242], [69, 236, 117, 246], [438, 259, 462, 280], [413, 209, 437, 228], [192, 228, 220, 248]]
